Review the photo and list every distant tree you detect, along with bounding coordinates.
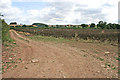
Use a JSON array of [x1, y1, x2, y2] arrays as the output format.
[[90, 23, 95, 28], [116, 24, 120, 29], [81, 24, 88, 28], [32, 23, 48, 27], [106, 24, 111, 29], [27, 25, 33, 27], [97, 21, 107, 29], [56, 25, 59, 28], [22, 25, 26, 27], [112, 24, 117, 29], [107, 23, 118, 29], [73, 25, 76, 28], [16, 26, 20, 27], [107, 23, 112, 29], [10, 22, 17, 25]]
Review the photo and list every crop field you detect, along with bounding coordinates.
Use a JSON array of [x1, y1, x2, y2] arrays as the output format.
[[14, 28, 119, 44]]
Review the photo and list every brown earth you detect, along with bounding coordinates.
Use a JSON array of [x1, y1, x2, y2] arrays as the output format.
[[2, 30, 118, 78]]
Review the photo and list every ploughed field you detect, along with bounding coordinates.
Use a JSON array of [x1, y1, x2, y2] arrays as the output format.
[[2, 29, 119, 78]]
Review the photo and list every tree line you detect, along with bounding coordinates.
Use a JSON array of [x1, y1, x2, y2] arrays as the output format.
[[10, 21, 120, 29], [81, 21, 120, 29]]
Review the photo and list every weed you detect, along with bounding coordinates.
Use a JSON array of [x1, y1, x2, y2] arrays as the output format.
[[95, 51, 99, 54], [19, 37, 24, 40], [115, 57, 120, 61], [7, 64, 11, 69], [111, 67, 116, 70], [13, 42, 16, 44], [18, 58, 22, 62], [19, 37, 29, 43], [97, 57, 104, 61], [83, 55, 87, 57], [118, 70, 120, 74], [81, 50, 87, 52], [105, 63, 110, 68], [4, 43, 9, 47], [19, 58, 22, 60], [14, 65, 17, 68]]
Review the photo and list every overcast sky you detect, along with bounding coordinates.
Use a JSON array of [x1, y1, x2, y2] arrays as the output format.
[[0, 0, 119, 25]]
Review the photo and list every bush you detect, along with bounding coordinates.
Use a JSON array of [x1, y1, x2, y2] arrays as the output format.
[[2, 19, 11, 43]]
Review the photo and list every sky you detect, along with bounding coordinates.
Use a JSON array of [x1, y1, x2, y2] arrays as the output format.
[[0, 0, 119, 25]]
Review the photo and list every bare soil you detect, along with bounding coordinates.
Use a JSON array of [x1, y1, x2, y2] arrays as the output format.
[[2, 30, 118, 78]]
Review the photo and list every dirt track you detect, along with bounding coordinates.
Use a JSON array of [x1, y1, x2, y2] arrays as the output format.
[[2, 30, 118, 78]]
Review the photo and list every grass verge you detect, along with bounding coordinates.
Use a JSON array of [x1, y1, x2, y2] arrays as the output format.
[[29, 35, 72, 43]]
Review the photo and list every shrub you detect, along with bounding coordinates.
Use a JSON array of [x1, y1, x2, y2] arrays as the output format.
[[1, 19, 12, 44]]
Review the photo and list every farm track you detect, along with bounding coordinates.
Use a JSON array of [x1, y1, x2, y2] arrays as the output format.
[[2, 30, 118, 78]]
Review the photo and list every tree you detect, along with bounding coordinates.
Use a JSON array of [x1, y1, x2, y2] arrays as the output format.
[[116, 24, 120, 29], [32, 23, 48, 27], [81, 24, 88, 28], [107, 23, 118, 29], [90, 23, 95, 28], [106, 24, 111, 29], [56, 25, 59, 28], [112, 24, 117, 29], [10, 22, 17, 25], [97, 21, 107, 29], [22, 25, 26, 27]]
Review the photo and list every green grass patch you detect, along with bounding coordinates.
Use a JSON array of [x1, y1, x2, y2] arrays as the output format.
[[81, 49, 87, 52], [14, 65, 17, 68], [118, 70, 120, 74], [3, 31, 17, 49], [3, 32, 15, 43], [104, 62, 116, 70], [19, 37, 24, 40], [97, 57, 104, 61], [19, 37, 29, 43], [83, 54, 87, 57], [115, 57, 120, 61], [29, 35, 71, 43]]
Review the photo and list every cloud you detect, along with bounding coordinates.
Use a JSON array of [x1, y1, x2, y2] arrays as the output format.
[[73, 5, 107, 24], [0, 0, 24, 24], [24, 2, 74, 24], [102, 3, 114, 7], [0, 0, 11, 8], [0, 0, 119, 25]]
